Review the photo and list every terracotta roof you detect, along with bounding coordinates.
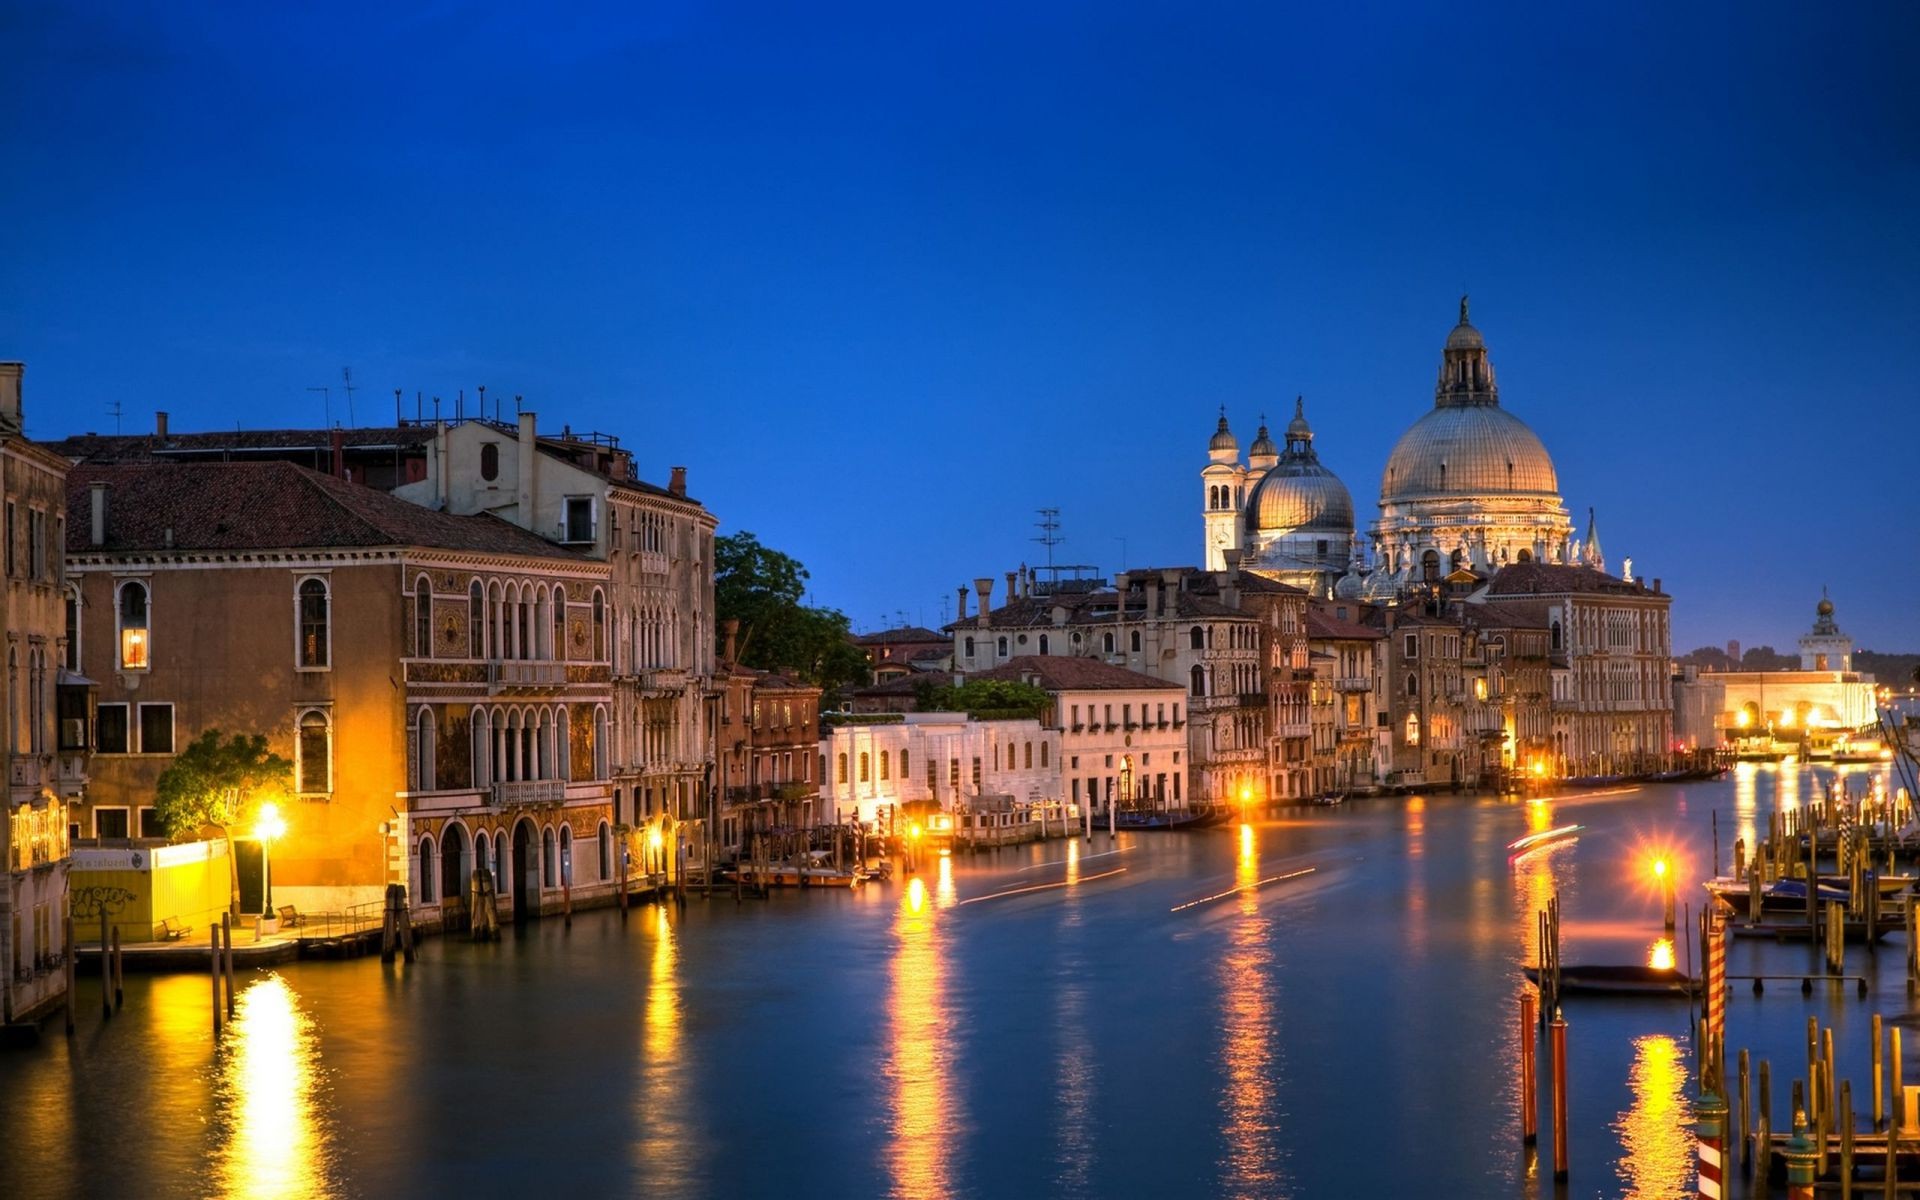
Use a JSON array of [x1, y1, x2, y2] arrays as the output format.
[[853, 672, 950, 697], [1306, 608, 1383, 640], [51, 426, 435, 463], [1464, 600, 1551, 630], [852, 626, 947, 645], [972, 656, 1184, 693], [66, 461, 588, 560], [1487, 562, 1665, 598]]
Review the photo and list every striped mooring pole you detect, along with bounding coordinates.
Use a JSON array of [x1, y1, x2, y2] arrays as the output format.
[[1693, 1088, 1728, 1199], [1780, 1107, 1818, 1200]]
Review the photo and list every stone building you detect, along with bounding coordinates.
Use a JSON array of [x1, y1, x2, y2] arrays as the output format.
[[1373, 607, 1497, 789], [819, 713, 1059, 827], [852, 626, 950, 682], [1479, 562, 1674, 775], [64, 459, 618, 923], [393, 414, 718, 880], [712, 623, 822, 858], [3, 362, 85, 1026], [1676, 593, 1880, 750], [1460, 601, 1556, 778], [1203, 398, 1356, 596], [1305, 602, 1383, 797]]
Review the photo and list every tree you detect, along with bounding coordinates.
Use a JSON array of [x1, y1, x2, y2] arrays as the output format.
[[924, 678, 1051, 720], [153, 730, 293, 916], [715, 531, 872, 698]]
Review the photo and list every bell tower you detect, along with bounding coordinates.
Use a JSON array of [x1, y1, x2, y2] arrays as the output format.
[[1202, 409, 1245, 572]]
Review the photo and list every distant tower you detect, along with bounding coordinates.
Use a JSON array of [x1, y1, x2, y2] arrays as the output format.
[[1798, 588, 1852, 671], [1726, 639, 1741, 665], [1202, 409, 1247, 571]]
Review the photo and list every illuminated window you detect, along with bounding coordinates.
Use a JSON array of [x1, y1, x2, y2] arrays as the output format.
[[837, 753, 848, 784], [879, 751, 889, 781], [117, 581, 150, 670], [859, 752, 870, 783], [297, 577, 330, 668], [1040, 742, 1049, 767]]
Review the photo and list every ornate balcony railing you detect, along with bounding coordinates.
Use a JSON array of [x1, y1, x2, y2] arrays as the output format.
[[491, 779, 565, 807]]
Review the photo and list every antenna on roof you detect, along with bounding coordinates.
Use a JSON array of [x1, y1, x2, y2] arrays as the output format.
[[1030, 506, 1098, 593], [477, 385, 487, 424], [395, 388, 403, 426], [308, 386, 331, 427], [341, 367, 357, 427], [108, 400, 122, 435]]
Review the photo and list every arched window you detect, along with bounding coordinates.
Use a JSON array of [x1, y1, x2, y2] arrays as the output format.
[[117, 580, 150, 670], [1407, 675, 1419, 697], [1190, 664, 1206, 696], [1040, 742, 1050, 768], [1189, 626, 1204, 651], [414, 574, 434, 658], [837, 753, 848, 784], [476, 835, 491, 884], [859, 752, 870, 783], [419, 837, 437, 904], [298, 709, 331, 793], [65, 585, 83, 672], [472, 709, 491, 789], [900, 750, 909, 778], [468, 580, 485, 658], [1102, 633, 1114, 653], [593, 706, 610, 779], [493, 831, 508, 890], [297, 577, 330, 668], [555, 705, 571, 782], [964, 637, 975, 657], [1421, 551, 1441, 583], [480, 442, 499, 481], [559, 826, 573, 887], [415, 707, 436, 792], [1550, 620, 1562, 651], [552, 585, 567, 661], [592, 590, 606, 661], [1449, 549, 1465, 572], [1038, 634, 1049, 655], [1024, 742, 1033, 769], [996, 636, 1008, 657], [542, 828, 557, 888], [1516, 548, 1533, 564], [598, 822, 612, 880], [879, 751, 890, 781], [1130, 630, 1142, 653]]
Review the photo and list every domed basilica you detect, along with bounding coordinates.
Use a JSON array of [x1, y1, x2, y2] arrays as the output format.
[[1203, 299, 1597, 598]]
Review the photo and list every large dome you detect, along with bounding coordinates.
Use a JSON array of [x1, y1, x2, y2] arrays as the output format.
[[1380, 404, 1559, 501], [1247, 464, 1354, 534]]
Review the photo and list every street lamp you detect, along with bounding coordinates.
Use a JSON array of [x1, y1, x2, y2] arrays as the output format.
[[1652, 856, 1675, 931], [256, 802, 286, 920]]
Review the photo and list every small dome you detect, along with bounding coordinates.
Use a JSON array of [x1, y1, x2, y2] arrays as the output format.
[[1248, 423, 1276, 458], [1333, 569, 1365, 600], [1246, 465, 1354, 536], [1209, 410, 1238, 453], [1446, 294, 1485, 350], [1817, 597, 1834, 617], [1285, 395, 1312, 442]]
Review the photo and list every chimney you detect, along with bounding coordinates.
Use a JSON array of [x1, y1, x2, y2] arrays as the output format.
[[955, 586, 969, 623], [517, 412, 538, 528], [1161, 569, 1181, 616], [1145, 574, 1161, 621], [1005, 571, 1017, 607], [669, 466, 687, 497], [0, 362, 21, 434], [1653, 577, 1662, 595], [330, 428, 346, 479], [974, 577, 994, 629], [155, 410, 169, 438], [435, 419, 450, 510], [1221, 549, 1243, 610], [90, 482, 107, 546], [723, 618, 740, 664], [1051, 604, 1068, 626]]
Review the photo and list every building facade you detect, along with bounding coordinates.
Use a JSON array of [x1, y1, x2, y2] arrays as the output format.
[[819, 713, 1059, 827], [3, 362, 83, 1025]]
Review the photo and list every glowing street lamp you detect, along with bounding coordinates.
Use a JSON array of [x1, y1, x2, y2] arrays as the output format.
[[1652, 856, 1675, 931], [255, 802, 287, 920]]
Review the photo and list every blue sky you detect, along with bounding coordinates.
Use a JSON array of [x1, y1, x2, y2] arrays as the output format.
[[5, 2, 1917, 651]]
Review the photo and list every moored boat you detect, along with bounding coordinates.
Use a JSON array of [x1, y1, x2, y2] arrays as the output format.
[[1523, 963, 1696, 997]]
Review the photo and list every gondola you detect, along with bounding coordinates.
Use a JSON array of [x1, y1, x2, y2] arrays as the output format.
[[1522, 963, 1696, 997]]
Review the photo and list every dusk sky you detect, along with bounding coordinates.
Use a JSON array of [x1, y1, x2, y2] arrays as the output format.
[[5, 3, 1917, 651]]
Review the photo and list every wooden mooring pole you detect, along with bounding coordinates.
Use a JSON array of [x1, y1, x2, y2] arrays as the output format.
[[1550, 1008, 1569, 1182], [62, 914, 75, 1037], [1519, 991, 1537, 1146], [222, 913, 236, 1018], [210, 928, 222, 1036], [111, 928, 123, 1011]]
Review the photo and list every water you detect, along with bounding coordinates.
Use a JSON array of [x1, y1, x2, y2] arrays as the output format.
[[0, 761, 1906, 1199]]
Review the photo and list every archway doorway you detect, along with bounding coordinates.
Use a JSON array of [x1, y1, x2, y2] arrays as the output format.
[[511, 818, 537, 920], [440, 823, 469, 907]]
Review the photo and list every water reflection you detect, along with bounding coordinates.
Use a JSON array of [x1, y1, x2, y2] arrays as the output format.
[[636, 903, 690, 1192], [1612, 1034, 1693, 1198], [1218, 823, 1285, 1199], [213, 975, 333, 1200], [1733, 762, 1758, 855], [1053, 838, 1094, 1196], [1647, 937, 1675, 971], [887, 863, 958, 1199]]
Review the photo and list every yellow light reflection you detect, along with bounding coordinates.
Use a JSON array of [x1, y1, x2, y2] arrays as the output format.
[[1525, 798, 1555, 834], [934, 852, 956, 909], [1219, 821, 1283, 1197], [1733, 762, 1757, 858], [637, 903, 690, 1190], [887, 860, 957, 1199], [1648, 938, 1675, 971], [1612, 1034, 1694, 1198], [215, 974, 332, 1200], [1053, 835, 1093, 1192]]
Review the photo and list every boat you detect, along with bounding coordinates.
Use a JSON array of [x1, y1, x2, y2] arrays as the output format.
[[1563, 774, 1626, 788], [736, 851, 870, 888], [1507, 824, 1584, 857], [1523, 964, 1695, 997], [1705, 873, 1913, 912], [1112, 806, 1230, 831]]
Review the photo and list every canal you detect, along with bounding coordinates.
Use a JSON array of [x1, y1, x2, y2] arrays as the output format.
[[0, 761, 1904, 1198]]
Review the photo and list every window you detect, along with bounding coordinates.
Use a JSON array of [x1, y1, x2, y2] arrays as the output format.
[[1404, 634, 1418, 658], [859, 752, 870, 783], [552, 585, 566, 661], [1102, 633, 1114, 653], [139, 808, 165, 839], [118, 580, 150, 670], [1130, 631, 1142, 653], [419, 838, 437, 904], [1024, 742, 1033, 769], [1190, 627, 1204, 651], [65, 587, 82, 671], [97, 703, 129, 753], [543, 828, 558, 887], [964, 637, 975, 658], [94, 808, 130, 840], [1038, 634, 1049, 655], [592, 591, 606, 661], [415, 708, 436, 792], [1040, 743, 1049, 767], [599, 823, 612, 880], [900, 750, 909, 778], [480, 442, 500, 481], [1190, 665, 1206, 697], [137, 703, 174, 754], [879, 751, 890, 781], [565, 497, 595, 543], [3, 502, 12, 575], [28, 510, 46, 578], [997, 637, 1008, 657], [414, 575, 433, 658], [298, 709, 331, 793], [469, 581, 485, 657], [837, 753, 848, 784], [297, 577, 330, 668]]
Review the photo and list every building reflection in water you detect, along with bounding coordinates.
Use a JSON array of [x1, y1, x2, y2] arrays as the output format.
[[213, 974, 333, 1200], [636, 902, 692, 1194], [886, 864, 959, 1200], [1053, 838, 1094, 1196], [1218, 823, 1285, 1200], [1612, 1034, 1694, 1199]]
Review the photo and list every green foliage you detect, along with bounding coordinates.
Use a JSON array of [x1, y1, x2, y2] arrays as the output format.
[[923, 678, 1050, 719], [715, 531, 873, 697], [153, 730, 293, 840]]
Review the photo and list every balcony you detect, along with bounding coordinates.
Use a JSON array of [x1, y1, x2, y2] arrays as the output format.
[[1335, 677, 1372, 693], [488, 660, 568, 693], [635, 667, 690, 694], [1237, 692, 1266, 709], [1277, 721, 1311, 739], [491, 779, 565, 807]]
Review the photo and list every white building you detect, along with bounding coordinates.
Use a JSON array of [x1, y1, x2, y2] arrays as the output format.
[[972, 656, 1190, 815], [820, 713, 1059, 827]]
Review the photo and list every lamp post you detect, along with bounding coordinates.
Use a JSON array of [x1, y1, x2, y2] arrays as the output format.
[[1654, 856, 1675, 931], [256, 802, 286, 921]]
